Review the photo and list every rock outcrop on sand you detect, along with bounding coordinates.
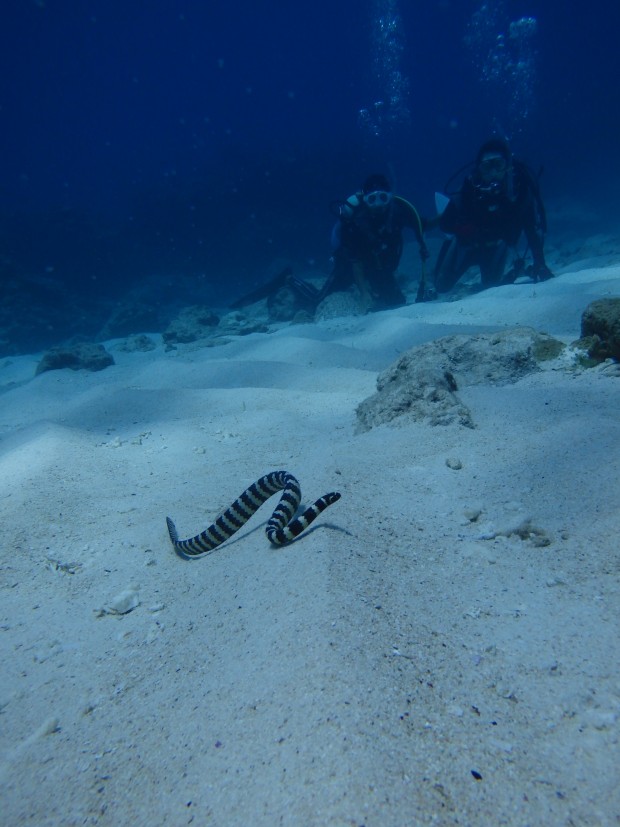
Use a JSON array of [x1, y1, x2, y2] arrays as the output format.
[[579, 297, 620, 362], [35, 342, 115, 375], [356, 327, 564, 431]]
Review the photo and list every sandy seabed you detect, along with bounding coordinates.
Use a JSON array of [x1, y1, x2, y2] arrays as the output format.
[[1, 263, 619, 826]]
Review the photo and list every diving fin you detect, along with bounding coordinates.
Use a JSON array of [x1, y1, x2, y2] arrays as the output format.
[[230, 266, 293, 309]]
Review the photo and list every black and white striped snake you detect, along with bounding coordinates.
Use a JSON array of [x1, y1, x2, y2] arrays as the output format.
[[166, 471, 341, 559]]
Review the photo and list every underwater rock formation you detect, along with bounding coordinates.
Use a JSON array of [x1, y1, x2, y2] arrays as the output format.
[[35, 342, 115, 375], [579, 297, 620, 362], [356, 326, 564, 431], [162, 305, 220, 344]]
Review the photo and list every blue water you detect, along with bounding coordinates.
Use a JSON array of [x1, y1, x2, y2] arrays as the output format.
[[1, 0, 618, 355]]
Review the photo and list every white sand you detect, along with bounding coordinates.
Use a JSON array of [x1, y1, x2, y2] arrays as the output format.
[[1, 265, 619, 826]]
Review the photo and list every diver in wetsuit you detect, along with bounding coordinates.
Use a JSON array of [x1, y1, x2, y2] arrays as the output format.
[[230, 174, 428, 319], [434, 138, 552, 295], [321, 173, 429, 311]]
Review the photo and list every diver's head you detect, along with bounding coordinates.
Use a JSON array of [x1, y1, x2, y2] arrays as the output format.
[[361, 173, 393, 211], [475, 139, 511, 191]]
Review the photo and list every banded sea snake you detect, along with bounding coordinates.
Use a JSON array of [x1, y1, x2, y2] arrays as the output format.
[[166, 470, 341, 559]]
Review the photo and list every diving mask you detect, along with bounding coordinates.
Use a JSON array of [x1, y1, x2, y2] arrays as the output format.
[[478, 153, 508, 180], [363, 190, 393, 209]]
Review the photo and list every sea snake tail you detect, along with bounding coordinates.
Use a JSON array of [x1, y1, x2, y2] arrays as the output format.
[[166, 470, 341, 559]]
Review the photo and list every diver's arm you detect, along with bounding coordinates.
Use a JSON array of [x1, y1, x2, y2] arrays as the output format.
[[438, 198, 459, 235], [519, 185, 548, 270], [439, 182, 480, 243]]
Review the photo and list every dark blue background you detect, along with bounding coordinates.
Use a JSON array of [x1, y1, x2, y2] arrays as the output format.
[[1, 0, 618, 322]]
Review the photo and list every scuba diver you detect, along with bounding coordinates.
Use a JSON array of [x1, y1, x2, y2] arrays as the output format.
[[323, 173, 429, 311], [230, 174, 429, 320], [433, 138, 552, 296]]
